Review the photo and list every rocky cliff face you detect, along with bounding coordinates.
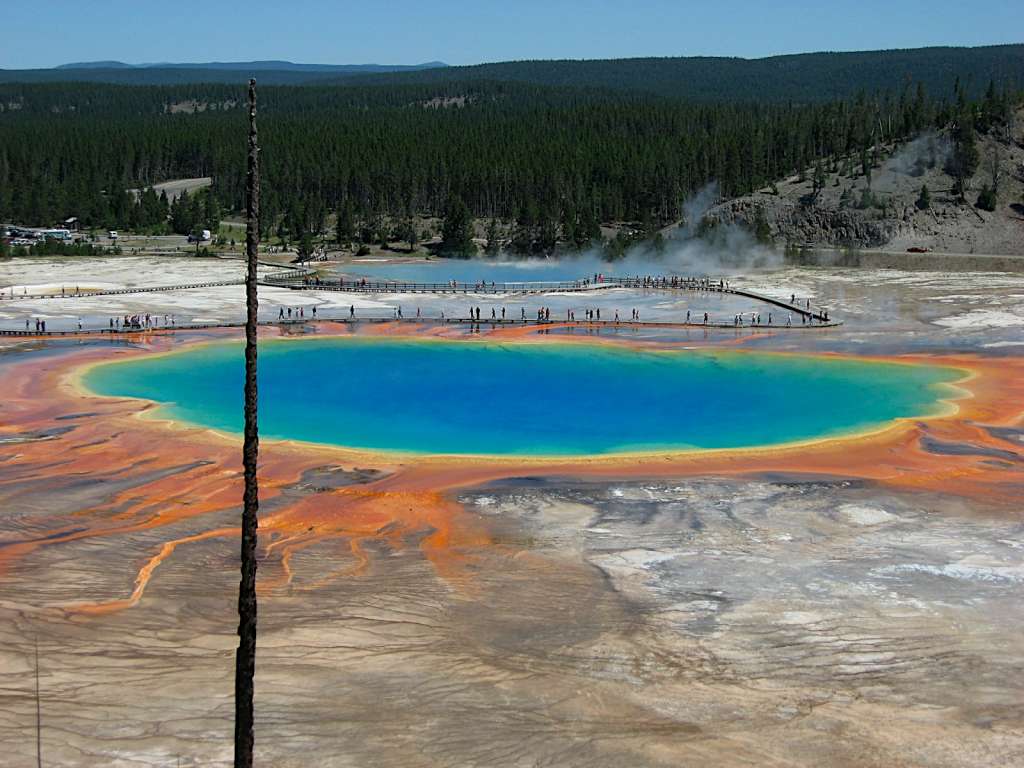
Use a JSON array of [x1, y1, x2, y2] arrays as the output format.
[[709, 199, 897, 248], [703, 115, 1024, 256]]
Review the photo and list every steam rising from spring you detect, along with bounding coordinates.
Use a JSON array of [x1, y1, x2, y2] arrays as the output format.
[[874, 132, 952, 189]]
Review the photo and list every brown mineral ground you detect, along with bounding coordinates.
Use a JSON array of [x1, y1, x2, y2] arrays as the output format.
[[1, 323, 1022, 767]]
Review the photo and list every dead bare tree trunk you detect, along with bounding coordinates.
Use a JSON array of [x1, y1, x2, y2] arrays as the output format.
[[35, 636, 42, 768], [234, 77, 260, 768]]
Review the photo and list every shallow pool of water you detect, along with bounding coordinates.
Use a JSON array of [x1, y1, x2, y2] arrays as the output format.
[[335, 258, 614, 285], [84, 338, 961, 456]]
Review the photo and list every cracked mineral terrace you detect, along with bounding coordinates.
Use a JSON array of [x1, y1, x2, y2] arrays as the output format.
[[0, 256, 1022, 767]]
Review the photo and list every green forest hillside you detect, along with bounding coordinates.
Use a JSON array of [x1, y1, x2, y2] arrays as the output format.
[[345, 45, 1024, 102], [2, 77, 1017, 246], [1, 45, 1020, 257], [2, 45, 1021, 101]]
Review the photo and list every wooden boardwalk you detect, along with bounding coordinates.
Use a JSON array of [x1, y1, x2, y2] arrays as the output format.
[[263, 274, 831, 322], [0, 272, 836, 330], [1, 280, 245, 301], [0, 314, 841, 338]]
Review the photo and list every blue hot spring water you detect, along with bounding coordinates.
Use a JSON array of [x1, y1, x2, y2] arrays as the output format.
[[338, 259, 604, 284], [83, 338, 961, 456]]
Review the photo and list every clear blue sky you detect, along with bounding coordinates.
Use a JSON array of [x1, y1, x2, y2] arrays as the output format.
[[4, 0, 1022, 69]]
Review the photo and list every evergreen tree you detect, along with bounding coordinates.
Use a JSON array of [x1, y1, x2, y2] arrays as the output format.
[[559, 206, 577, 249], [976, 184, 997, 212], [188, 193, 203, 233], [439, 195, 475, 256], [335, 199, 356, 244], [536, 205, 558, 253], [484, 218, 502, 255], [575, 206, 601, 249], [170, 190, 195, 234], [203, 191, 222, 234], [916, 184, 931, 210], [948, 112, 979, 199], [394, 217, 418, 252], [812, 160, 827, 199], [298, 231, 315, 259], [511, 202, 537, 253]]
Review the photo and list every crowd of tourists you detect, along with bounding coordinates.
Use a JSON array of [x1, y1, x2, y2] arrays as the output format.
[[106, 313, 177, 330], [612, 275, 730, 291], [12, 270, 830, 333]]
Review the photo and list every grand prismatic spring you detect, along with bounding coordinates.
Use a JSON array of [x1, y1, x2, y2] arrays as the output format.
[[83, 337, 963, 456], [2, 256, 1024, 768]]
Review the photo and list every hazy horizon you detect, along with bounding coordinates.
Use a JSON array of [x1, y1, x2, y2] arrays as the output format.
[[30, 41, 1023, 73], [3, 0, 1022, 70]]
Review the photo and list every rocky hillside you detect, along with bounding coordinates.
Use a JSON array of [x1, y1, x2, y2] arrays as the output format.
[[708, 109, 1024, 256]]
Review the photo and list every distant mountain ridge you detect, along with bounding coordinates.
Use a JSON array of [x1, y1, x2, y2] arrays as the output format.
[[56, 60, 135, 69], [56, 60, 448, 72], [2, 45, 1022, 99], [341, 44, 1024, 101]]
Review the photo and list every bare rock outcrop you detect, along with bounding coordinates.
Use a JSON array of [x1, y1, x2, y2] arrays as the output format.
[[709, 198, 896, 248]]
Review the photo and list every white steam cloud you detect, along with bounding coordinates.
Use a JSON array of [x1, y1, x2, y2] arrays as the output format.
[[679, 180, 721, 238], [472, 181, 782, 277], [874, 132, 952, 188]]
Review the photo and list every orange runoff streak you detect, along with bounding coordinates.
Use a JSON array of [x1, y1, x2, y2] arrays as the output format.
[[0, 328, 1021, 616]]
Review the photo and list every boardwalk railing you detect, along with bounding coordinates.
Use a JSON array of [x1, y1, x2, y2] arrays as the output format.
[[260, 275, 608, 295], [261, 273, 830, 321], [0, 280, 245, 301], [1, 272, 833, 325], [0, 314, 841, 337]]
